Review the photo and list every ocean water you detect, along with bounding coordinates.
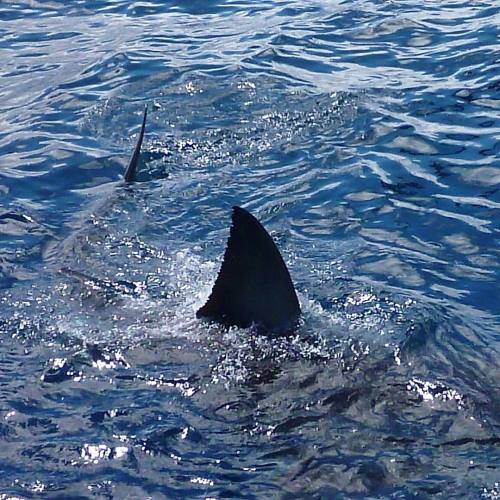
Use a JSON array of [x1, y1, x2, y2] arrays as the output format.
[[0, 0, 499, 497]]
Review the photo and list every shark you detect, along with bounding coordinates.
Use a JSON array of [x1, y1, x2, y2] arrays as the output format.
[[196, 206, 301, 333], [124, 105, 148, 184], [113, 106, 302, 334]]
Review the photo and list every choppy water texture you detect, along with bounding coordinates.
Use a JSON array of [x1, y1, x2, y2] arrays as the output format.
[[1, 0, 499, 498]]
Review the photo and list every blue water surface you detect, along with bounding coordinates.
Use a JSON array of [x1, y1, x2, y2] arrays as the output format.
[[0, 0, 499, 497]]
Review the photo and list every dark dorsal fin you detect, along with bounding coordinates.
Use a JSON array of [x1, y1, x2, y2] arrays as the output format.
[[123, 105, 148, 183], [196, 206, 301, 332]]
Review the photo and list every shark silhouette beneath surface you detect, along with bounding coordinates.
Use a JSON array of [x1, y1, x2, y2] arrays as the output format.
[[103, 106, 301, 334]]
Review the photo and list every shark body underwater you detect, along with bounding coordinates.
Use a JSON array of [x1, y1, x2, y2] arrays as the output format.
[[118, 107, 301, 335]]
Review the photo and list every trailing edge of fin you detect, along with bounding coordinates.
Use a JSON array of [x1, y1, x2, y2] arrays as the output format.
[[123, 105, 148, 183], [197, 206, 301, 331]]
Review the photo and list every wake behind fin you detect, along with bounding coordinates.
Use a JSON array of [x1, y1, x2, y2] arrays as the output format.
[[197, 206, 301, 333], [123, 105, 148, 183]]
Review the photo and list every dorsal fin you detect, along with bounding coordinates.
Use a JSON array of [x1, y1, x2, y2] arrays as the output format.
[[196, 206, 301, 332], [123, 105, 148, 183]]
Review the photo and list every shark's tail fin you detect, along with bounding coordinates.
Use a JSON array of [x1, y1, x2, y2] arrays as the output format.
[[124, 105, 148, 183], [197, 206, 301, 333]]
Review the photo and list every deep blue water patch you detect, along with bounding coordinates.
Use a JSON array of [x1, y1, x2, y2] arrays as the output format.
[[0, 0, 499, 498]]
